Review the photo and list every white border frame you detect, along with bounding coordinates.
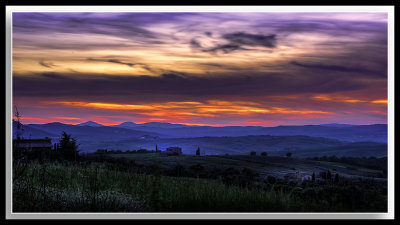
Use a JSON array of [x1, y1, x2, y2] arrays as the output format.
[[5, 5, 395, 220]]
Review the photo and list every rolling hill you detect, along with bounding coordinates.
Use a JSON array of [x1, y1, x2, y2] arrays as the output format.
[[12, 121, 387, 157]]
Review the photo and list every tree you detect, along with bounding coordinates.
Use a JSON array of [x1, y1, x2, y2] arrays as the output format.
[[58, 131, 79, 161], [261, 152, 267, 156], [327, 170, 332, 181], [312, 172, 315, 182], [155, 144, 158, 153], [334, 173, 339, 184], [189, 163, 204, 178], [320, 171, 327, 180], [196, 147, 200, 156], [286, 152, 292, 157], [250, 151, 257, 156], [267, 175, 276, 184]]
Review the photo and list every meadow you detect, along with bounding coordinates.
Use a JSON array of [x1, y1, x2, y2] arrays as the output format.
[[12, 153, 387, 212]]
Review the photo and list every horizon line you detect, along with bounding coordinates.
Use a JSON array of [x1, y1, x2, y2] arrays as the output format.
[[13, 119, 388, 128]]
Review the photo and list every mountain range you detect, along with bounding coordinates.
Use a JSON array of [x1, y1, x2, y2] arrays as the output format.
[[12, 121, 388, 157]]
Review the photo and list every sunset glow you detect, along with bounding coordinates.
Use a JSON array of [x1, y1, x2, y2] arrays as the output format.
[[12, 12, 388, 126]]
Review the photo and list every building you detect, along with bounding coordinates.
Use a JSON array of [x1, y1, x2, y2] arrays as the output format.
[[13, 138, 53, 160], [284, 171, 312, 184], [160, 147, 182, 156], [13, 138, 52, 151]]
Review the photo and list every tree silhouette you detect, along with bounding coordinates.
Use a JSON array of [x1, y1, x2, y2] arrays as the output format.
[[327, 170, 332, 181], [58, 131, 79, 161], [196, 147, 200, 156], [261, 152, 267, 156], [312, 172, 315, 182], [334, 173, 339, 184], [250, 151, 256, 156], [286, 152, 292, 157]]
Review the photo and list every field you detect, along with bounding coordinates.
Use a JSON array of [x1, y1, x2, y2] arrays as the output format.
[[13, 152, 387, 212], [106, 153, 386, 179]]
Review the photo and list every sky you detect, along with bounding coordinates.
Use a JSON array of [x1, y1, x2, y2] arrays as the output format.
[[12, 12, 388, 126]]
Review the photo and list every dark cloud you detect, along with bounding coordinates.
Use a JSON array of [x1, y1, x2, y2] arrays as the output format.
[[193, 32, 277, 54], [205, 31, 213, 37], [13, 70, 383, 104], [274, 20, 387, 36], [202, 44, 247, 54], [87, 58, 135, 67], [40, 72, 66, 79], [290, 61, 386, 78], [39, 61, 55, 68], [12, 13, 167, 49], [189, 39, 202, 49], [87, 58, 154, 72], [222, 32, 277, 48]]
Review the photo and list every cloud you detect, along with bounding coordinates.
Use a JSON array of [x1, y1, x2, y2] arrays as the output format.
[[87, 58, 135, 67], [13, 70, 380, 104], [39, 61, 55, 68], [202, 44, 247, 54], [290, 61, 386, 77], [13, 13, 160, 40], [192, 31, 277, 54], [86, 57, 154, 72], [189, 39, 202, 49], [222, 32, 277, 48]]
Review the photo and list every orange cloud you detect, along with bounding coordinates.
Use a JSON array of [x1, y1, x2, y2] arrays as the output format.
[[42, 100, 334, 125], [313, 95, 387, 104], [52, 116, 82, 121], [370, 99, 388, 104]]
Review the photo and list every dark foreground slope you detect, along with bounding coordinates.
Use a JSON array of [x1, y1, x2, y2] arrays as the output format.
[[13, 154, 387, 212]]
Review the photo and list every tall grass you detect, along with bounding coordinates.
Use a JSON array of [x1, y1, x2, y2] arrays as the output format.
[[12, 161, 386, 212]]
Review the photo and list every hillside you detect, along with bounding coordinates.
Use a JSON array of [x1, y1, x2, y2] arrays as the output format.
[[97, 135, 387, 157], [114, 123, 388, 143], [17, 122, 165, 142], [13, 122, 387, 157]]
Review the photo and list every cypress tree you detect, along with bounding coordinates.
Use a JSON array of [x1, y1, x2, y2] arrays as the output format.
[[334, 173, 339, 184], [327, 170, 332, 181], [196, 147, 200, 156]]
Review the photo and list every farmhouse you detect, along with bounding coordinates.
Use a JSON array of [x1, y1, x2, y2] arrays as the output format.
[[13, 138, 52, 151], [160, 147, 182, 156], [284, 171, 312, 184]]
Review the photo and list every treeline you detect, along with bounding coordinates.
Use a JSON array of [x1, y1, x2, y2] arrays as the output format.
[[94, 149, 155, 154]]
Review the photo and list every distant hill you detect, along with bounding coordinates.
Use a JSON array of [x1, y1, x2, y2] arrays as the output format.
[[319, 123, 355, 127], [12, 121, 57, 139], [15, 121, 387, 157], [113, 121, 190, 129], [115, 123, 387, 143], [95, 135, 388, 157], [77, 121, 104, 127], [115, 121, 138, 128], [24, 122, 166, 142]]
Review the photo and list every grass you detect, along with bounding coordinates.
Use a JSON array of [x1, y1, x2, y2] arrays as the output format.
[[13, 160, 387, 212], [107, 153, 382, 179], [316, 161, 381, 173]]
